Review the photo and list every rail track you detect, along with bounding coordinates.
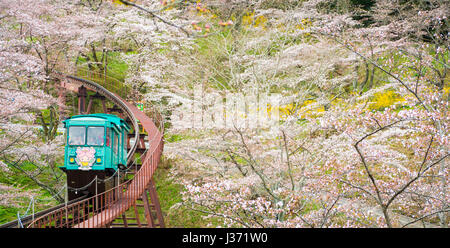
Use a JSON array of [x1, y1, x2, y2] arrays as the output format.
[[1, 67, 165, 228]]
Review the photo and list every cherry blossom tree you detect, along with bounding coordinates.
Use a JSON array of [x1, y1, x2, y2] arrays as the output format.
[[0, 0, 88, 204], [163, 0, 448, 227]]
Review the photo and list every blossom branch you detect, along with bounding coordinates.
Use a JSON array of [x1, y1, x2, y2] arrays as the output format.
[[118, 0, 190, 37]]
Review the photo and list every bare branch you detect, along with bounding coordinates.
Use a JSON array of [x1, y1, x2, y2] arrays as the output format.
[[118, 0, 191, 37]]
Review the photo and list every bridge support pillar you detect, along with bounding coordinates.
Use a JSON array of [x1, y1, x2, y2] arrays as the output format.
[[77, 85, 87, 114], [148, 179, 165, 227], [138, 179, 165, 228]]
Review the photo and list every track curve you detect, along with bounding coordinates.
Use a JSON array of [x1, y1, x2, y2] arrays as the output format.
[[25, 69, 164, 228]]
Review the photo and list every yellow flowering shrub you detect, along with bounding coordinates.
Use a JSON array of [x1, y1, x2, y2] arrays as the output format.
[[242, 11, 267, 29], [296, 18, 311, 30], [369, 90, 404, 111], [266, 100, 325, 120]]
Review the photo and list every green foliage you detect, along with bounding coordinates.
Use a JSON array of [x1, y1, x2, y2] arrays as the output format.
[[0, 161, 62, 224], [106, 52, 129, 82], [35, 105, 60, 142], [317, 0, 376, 27], [1, 161, 33, 186], [0, 206, 20, 224], [165, 133, 193, 143], [192, 30, 236, 91], [77, 50, 128, 82], [152, 156, 217, 227], [317, 0, 375, 13], [259, 0, 306, 10]]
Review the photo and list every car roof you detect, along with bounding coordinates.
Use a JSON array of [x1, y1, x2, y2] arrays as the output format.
[[63, 113, 131, 131]]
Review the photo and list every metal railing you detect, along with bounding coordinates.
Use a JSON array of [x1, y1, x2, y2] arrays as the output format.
[[28, 137, 163, 228], [74, 67, 133, 101]]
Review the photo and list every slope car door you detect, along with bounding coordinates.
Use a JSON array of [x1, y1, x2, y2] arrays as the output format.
[[113, 130, 119, 167]]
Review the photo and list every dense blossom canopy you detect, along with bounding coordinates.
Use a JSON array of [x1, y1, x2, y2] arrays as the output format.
[[0, 0, 448, 227]]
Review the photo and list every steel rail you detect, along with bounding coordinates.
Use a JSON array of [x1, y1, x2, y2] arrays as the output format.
[[26, 69, 164, 228]]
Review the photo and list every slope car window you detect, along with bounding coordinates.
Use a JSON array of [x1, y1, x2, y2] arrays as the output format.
[[87, 126, 105, 146], [68, 126, 85, 145]]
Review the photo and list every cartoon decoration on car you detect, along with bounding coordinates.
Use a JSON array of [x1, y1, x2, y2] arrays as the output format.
[[75, 147, 96, 171]]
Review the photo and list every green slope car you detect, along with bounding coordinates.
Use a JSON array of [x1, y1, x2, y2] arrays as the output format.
[[60, 114, 131, 200]]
